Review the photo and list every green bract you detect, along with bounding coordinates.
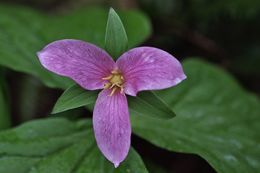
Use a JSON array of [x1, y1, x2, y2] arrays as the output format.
[[53, 85, 176, 119], [105, 8, 128, 59]]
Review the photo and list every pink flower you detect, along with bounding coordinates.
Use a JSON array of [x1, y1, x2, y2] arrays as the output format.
[[37, 39, 186, 167]]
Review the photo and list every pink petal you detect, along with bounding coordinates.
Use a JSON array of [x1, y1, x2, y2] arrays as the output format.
[[37, 39, 115, 90], [116, 47, 186, 96], [93, 89, 131, 167]]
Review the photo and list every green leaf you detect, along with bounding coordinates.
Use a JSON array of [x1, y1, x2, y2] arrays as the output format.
[[105, 8, 128, 59], [75, 147, 148, 173], [0, 157, 40, 173], [52, 85, 98, 114], [0, 5, 151, 89], [0, 118, 148, 173], [131, 58, 260, 173], [0, 75, 11, 130], [53, 85, 175, 119], [128, 91, 176, 119]]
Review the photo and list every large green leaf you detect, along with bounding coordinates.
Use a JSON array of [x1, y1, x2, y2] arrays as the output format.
[[0, 75, 11, 130], [0, 5, 151, 89], [132, 58, 260, 173], [0, 118, 148, 173], [52, 84, 175, 119]]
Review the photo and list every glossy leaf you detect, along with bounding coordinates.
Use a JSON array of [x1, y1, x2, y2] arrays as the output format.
[[52, 85, 98, 114], [128, 91, 176, 119], [52, 85, 175, 119], [0, 118, 148, 173], [105, 8, 128, 59], [0, 5, 151, 89], [132, 58, 260, 173]]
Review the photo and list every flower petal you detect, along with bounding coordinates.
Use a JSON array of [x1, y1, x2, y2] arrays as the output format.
[[116, 47, 186, 96], [37, 39, 115, 90], [93, 89, 131, 167]]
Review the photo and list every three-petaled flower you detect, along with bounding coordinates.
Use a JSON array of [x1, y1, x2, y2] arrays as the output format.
[[37, 39, 186, 167]]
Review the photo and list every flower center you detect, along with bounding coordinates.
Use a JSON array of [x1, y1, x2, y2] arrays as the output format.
[[102, 69, 124, 96]]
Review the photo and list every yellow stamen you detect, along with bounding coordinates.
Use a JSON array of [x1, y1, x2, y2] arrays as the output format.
[[120, 87, 124, 94], [109, 87, 117, 96], [102, 75, 113, 80], [104, 83, 111, 89], [102, 70, 124, 96]]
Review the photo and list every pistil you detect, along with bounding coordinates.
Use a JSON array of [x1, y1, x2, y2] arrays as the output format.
[[102, 70, 124, 96]]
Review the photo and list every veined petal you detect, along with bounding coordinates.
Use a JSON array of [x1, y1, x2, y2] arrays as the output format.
[[37, 39, 115, 90], [116, 47, 186, 96], [93, 89, 131, 167]]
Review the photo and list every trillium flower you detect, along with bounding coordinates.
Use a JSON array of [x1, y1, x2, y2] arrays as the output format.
[[37, 39, 186, 167]]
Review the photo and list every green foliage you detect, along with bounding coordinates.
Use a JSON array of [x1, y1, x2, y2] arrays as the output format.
[[1, 2, 259, 172], [105, 8, 128, 59], [128, 91, 176, 119], [0, 5, 151, 89], [52, 85, 98, 114], [5, 58, 259, 172], [131, 58, 260, 173], [0, 75, 11, 130], [0, 118, 148, 173], [53, 84, 175, 119], [0, 6, 72, 89]]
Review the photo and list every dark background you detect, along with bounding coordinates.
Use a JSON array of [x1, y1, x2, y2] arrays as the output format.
[[1, 0, 260, 172]]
